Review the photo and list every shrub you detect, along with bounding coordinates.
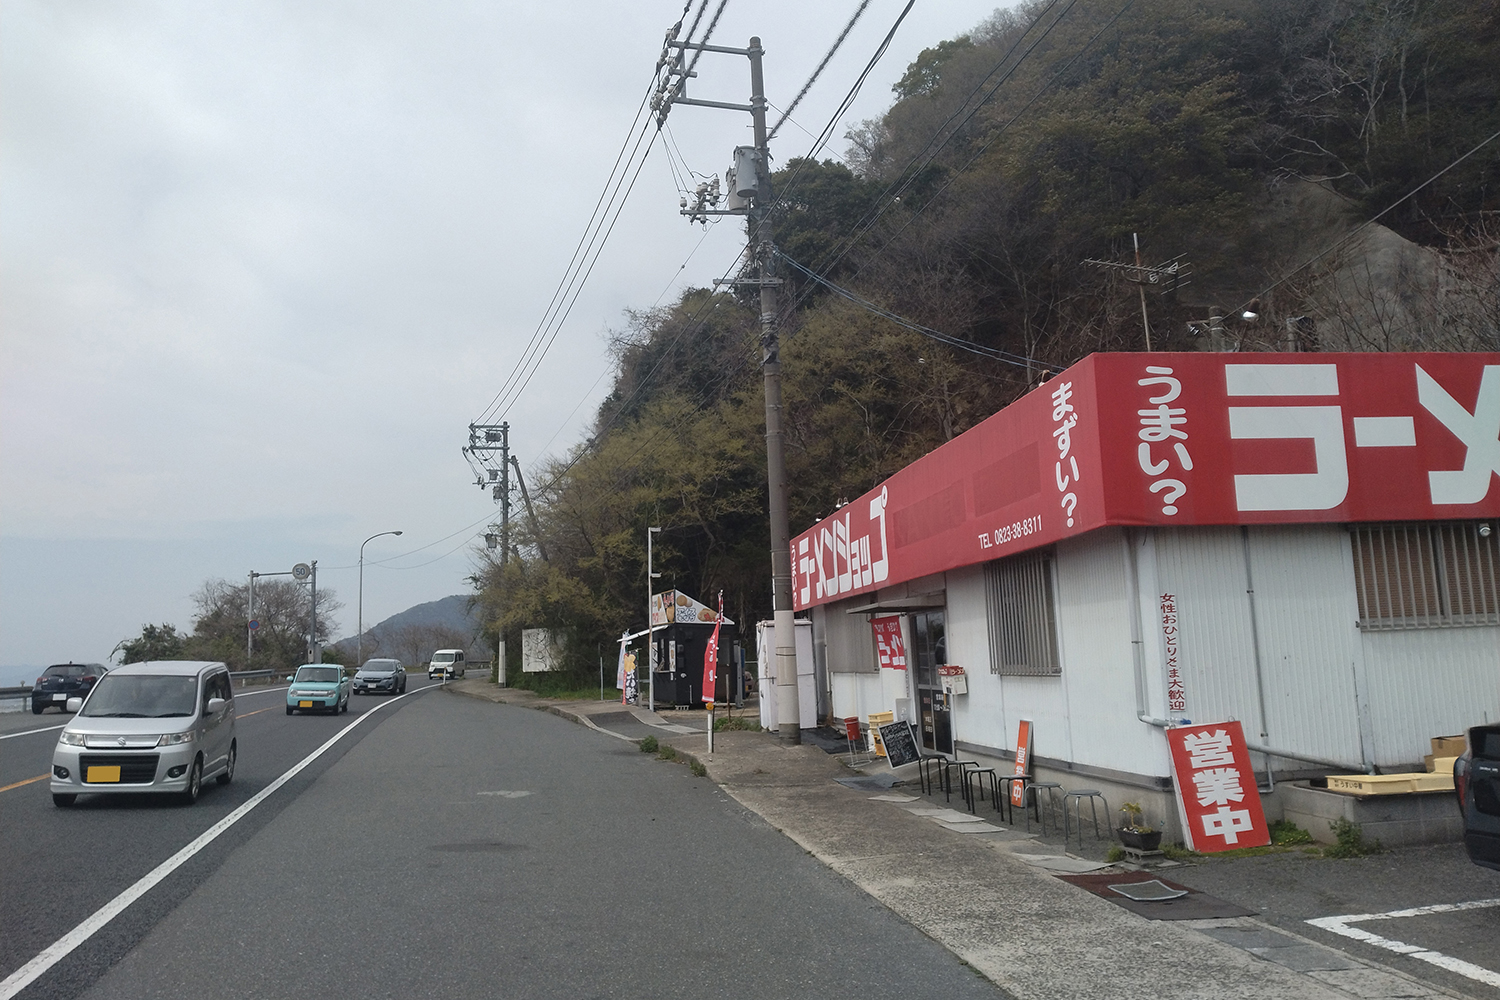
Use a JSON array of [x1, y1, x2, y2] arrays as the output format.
[[1325, 818, 1381, 858], [638, 735, 658, 753]]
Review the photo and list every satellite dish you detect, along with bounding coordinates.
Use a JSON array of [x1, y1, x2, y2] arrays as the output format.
[[292, 563, 311, 581]]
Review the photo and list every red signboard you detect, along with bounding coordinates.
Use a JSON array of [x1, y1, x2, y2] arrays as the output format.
[[1166, 720, 1270, 852], [870, 615, 907, 670], [1010, 719, 1033, 807], [791, 352, 1500, 610]]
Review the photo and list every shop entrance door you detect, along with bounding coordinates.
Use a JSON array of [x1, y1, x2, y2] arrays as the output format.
[[912, 611, 951, 754]]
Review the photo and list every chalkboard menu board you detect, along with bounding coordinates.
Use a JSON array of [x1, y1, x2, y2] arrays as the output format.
[[878, 720, 922, 769]]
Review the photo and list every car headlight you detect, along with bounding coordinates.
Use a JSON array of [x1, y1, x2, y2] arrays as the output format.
[[158, 731, 196, 746], [59, 731, 85, 746]]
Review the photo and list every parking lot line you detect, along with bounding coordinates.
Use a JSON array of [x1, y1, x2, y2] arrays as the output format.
[[1307, 899, 1500, 989]]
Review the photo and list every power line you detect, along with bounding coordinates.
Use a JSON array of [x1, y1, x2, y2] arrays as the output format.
[[793, 0, 1084, 291], [1240, 127, 1500, 312], [779, 253, 1038, 367], [767, 0, 873, 142], [472, 80, 659, 426]]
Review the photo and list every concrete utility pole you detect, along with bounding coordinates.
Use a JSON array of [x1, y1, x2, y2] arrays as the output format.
[[647, 526, 661, 712], [465, 422, 512, 563], [659, 34, 800, 744]]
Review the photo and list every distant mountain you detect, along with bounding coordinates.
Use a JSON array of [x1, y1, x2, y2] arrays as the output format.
[[334, 595, 491, 666]]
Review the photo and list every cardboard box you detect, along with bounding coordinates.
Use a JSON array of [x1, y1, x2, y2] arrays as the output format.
[[1431, 735, 1468, 758]]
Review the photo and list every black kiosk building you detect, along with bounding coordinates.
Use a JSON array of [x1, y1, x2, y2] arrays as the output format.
[[647, 590, 739, 707]]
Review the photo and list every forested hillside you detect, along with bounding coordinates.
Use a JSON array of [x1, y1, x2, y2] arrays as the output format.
[[474, 0, 1499, 684]]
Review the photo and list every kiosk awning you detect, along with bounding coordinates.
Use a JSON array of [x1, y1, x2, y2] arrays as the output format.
[[844, 593, 946, 614]]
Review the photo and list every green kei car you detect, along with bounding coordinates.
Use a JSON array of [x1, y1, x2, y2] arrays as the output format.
[[285, 664, 350, 715]]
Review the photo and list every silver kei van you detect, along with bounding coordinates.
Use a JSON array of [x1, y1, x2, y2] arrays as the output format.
[[50, 661, 236, 807]]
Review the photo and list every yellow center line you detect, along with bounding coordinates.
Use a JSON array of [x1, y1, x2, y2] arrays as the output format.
[[238, 706, 277, 719], [1, 774, 49, 794]]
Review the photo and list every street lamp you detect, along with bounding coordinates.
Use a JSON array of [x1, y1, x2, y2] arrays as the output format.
[[358, 530, 403, 667]]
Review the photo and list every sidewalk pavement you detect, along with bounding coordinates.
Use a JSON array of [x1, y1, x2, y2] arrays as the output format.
[[446, 679, 1463, 1000]]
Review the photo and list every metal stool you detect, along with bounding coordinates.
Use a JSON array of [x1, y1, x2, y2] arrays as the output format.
[[1029, 781, 1063, 835], [998, 775, 1041, 830], [964, 766, 998, 813], [917, 753, 947, 796], [941, 759, 979, 803], [1063, 789, 1110, 849]]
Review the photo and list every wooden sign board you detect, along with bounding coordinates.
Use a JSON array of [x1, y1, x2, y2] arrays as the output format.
[[878, 721, 922, 769]]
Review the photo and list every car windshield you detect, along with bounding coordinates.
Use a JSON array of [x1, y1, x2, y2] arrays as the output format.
[[80, 675, 197, 718], [295, 667, 341, 683], [45, 665, 87, 677], [434, 654, 454, 662], [361, 663, 395, 672]]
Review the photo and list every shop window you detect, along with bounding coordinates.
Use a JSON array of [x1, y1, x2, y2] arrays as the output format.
[[984, 547, 1061, 675], [1351, 522, 1500, 630]]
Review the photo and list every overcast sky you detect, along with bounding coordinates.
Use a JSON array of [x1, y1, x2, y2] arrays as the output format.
[[1, 0, 1003, 679]]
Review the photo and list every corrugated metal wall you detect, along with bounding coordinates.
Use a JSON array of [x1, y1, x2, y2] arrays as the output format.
[[1361, 624, 1500, 765], [949, 530, 1168, 777]]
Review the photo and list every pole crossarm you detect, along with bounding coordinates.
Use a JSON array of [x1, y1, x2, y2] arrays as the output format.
[[667, 40, 755, 56]]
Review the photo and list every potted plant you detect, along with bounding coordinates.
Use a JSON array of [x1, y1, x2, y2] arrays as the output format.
[[1118, 802, 1162, 851]]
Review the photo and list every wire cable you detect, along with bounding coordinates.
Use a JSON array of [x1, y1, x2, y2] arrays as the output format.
[[1239, 127, 1500, 312], [767, 0, 873, 142]]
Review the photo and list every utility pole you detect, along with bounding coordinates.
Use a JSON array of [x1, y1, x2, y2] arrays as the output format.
[[247, 571, 256, 667], [658, 33, 801, 744], [1082, 239, 1191, 352], [308, 560, 319, 664], [647, 526, 661, 712], [465, 422, 512, 564]]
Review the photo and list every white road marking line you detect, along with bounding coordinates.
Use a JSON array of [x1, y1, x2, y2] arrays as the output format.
[[1307, 898, 1500, 989], [477, 790, 531, 798], [0, 686, 428, 999], [0, 690, 287, 743], [0, 724, 66, 741]]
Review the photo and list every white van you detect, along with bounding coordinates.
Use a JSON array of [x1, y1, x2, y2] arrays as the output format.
[[427, 649, 466, 679]]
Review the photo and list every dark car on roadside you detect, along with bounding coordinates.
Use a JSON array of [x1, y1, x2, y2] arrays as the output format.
[[31, 663, 109, 715], [1455, 725, 1500, 871], [353, 658, 406, 695]]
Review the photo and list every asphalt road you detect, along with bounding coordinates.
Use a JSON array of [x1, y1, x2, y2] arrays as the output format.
[[1178, 841, 1500, 999], [2, 686, 1008, 1000]]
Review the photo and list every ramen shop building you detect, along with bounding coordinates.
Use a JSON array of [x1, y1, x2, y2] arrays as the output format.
[[792, 352, 1499, 831]]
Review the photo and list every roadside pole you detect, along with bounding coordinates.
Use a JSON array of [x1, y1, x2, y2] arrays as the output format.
[[647, 526, 661, 712], [659, 34, 799, 744]]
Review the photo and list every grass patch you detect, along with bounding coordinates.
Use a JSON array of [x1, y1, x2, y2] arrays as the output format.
[[1105, 845, 1125, 863], [689, 759, 708, 777], [656, 744, 678, 761], [713, 715, 762, 732], [638, 735, 658, 754], [1324, 818, 1381, 858], [1270, 819, 1313, 846], [1161, 842, 1199, 861]]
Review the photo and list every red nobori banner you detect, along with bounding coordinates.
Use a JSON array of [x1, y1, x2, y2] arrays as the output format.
[[1166, 720, 1270, 852], [791, 352, 1499, 610]]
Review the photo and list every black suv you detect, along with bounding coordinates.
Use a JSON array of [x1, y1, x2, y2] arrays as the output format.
[[31, 663, 108, 715], [1456, 725, 1500, 871]]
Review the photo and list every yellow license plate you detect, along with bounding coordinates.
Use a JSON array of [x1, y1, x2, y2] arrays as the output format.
[[87, 765, 122, 783], [299, 700, 313, 708]]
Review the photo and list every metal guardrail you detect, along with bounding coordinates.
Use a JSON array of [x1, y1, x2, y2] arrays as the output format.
[[0, 686, 32, 698], [229, 669, 275, 680]]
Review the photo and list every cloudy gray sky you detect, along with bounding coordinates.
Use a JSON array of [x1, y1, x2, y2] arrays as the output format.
[[1, 1, 1002, 679]]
